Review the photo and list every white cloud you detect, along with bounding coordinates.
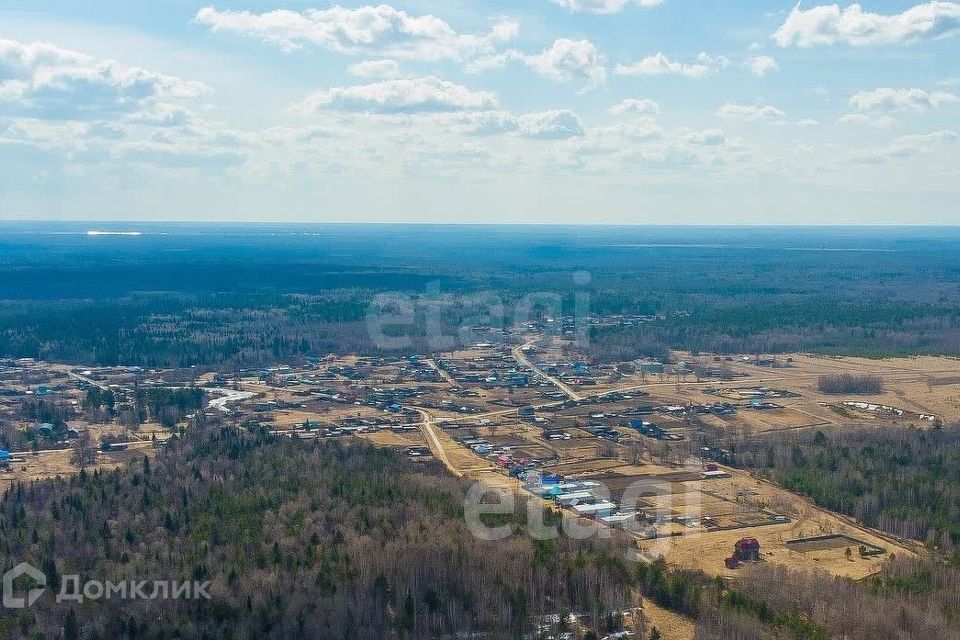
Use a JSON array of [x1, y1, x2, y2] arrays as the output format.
[[890, 129, 957, 151], [517, 110, 586, 139], [716, 103, 786, 120], [551, 0, 663, 14], [612, 118, 663, 140], [615, 52, 728, 78], [347, 59, 400, 79], [552, 117, 755, 178], [259, 125, 340, 145], [836, 113, 898, 128], [524, 39, 607, 87], [773, 2, 960, 48], [463, 51, 521, 74], [127, 103, 197, 127], [849, 129, 957, 163], [0, 118, 103, 150], [619, 147, 701, 171], [849, 87, 958, 112], [118, 141, 244, 170], [0, 38, 207, 121], [587, 117, 663, 144], [194, 5, 518, 62], [456, 111, 520, 135], [408, 141, 499, 173], [86, 122, 126, 140], [457, 109, 585, 140], [747, 55, 778, 77], [681, 129, 726, 146], [296, 76, 498, 114], [609, 98, 660, 115], [467, 39, 607, 88]]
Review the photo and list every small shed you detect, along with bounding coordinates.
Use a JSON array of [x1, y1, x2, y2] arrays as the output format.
[[702, 469, 731, 480]]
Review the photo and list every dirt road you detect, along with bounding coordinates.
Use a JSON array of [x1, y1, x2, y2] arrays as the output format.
[[513, 342, 583, 401], [410, 408, 462, 477], [425, 358, 459, 387]]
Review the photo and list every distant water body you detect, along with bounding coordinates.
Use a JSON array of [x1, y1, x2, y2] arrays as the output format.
[[85, 231, 142, 236]]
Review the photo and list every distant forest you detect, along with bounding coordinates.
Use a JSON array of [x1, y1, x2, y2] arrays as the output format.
[[2, 224, 960, 366]]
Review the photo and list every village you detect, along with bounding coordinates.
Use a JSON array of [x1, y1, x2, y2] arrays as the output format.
[[3, 317, 958, 632]]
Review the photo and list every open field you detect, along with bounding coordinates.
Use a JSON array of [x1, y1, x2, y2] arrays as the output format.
[[693, 353, 959, 425], [785, 533, 884, 554], [637, 468, 916, 580], [1, 441, 153, 487]]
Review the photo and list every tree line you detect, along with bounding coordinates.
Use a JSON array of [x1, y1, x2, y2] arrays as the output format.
[[817, 374, 884, 395]]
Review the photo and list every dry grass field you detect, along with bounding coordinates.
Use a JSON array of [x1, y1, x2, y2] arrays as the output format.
[[642, 597, 696, 640], [0, 441, 154, 490], [360, 430, 426, 447], [596, 352, 960, 436], [637, 468, 918, 580]]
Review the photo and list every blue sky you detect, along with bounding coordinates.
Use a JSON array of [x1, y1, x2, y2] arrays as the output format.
[[0, 1, 958, 223]]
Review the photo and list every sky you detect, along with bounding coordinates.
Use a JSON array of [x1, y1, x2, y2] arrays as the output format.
[[0, 1, 958, 224]]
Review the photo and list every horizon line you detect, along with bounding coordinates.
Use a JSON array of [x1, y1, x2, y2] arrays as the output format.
[[2, 219, 960, 228]]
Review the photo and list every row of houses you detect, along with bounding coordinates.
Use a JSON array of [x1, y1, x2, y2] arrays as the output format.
[[393, 359, 443, 384], [584, 425, 625, 442], [436, 350, 542, 389], [628, 420, 685, 441], [527, 478, 630, 522], [538, 390, 651, 414], [458, 437, 546, 477], [453, 370, 534, 389]]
